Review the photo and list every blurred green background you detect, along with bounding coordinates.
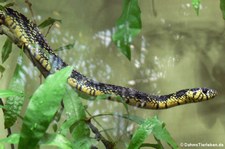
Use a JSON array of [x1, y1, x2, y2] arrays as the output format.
[[0, 0, 224, 148]]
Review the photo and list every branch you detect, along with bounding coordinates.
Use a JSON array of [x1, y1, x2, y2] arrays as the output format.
[[0, 26, 20, 44], [0, 25, 49, 77], [87, 119, 115, 149]]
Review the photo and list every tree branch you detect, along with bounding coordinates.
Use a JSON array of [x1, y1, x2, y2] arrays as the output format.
[[87, 119, 115, 149]]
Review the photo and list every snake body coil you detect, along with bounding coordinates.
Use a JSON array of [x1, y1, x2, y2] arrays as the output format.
[[0, 8, 217, 109]]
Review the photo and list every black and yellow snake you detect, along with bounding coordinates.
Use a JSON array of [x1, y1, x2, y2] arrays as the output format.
[[0, 8, 217, 109]]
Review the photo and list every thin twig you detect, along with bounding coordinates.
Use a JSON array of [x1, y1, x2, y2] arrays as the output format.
[[87, 119, 115, 149], [89, 113, 143, 124], [86, 109, 113, 141], [152, 0, 157, 17], [45, 24, 53, 37], [24, 0, 36, 23]]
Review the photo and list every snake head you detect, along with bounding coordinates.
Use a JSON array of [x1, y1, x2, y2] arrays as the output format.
[[187, 88, 218, 101], [202, 88, 218, 99]]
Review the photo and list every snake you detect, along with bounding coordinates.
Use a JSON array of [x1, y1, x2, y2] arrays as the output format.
[[0, 7, 217, 109]]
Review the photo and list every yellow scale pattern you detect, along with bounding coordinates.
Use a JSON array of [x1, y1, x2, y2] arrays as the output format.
[[3, 10, 51, 72], [0, 8, 218, 109], [68, 78, 104, 96]]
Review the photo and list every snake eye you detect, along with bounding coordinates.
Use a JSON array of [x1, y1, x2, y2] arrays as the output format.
[[201, 88, 209, 94]]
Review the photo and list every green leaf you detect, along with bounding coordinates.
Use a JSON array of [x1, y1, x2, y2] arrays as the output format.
[[0, 90, 23, 98], [112, 0, 141, 60], [140, 143, 163, 149], [40, 134, 72, 149], [1, 38, 12, 63], [0, 0, 7, 3], [4, 62, 25, 128], [0, 65, 5, 76], [151, 117, 178, 149], [55, 43, 75, 51], [0, 5, 4, 11], [60, 87, 90, 140], [128, 116, 178, 149], [95, 94, 111, 100], [4, 2, 14, 8], [0, 133, 73, 149], [73, 138, 96, 149], [0, 134, 20, 144], [220, 0, 225, 19], [192, 0, 201, 15], [38, 17, 61, 29], [128, 118, 154, 149], [0, 65, 5, 72], [18, 66, 73, 149]]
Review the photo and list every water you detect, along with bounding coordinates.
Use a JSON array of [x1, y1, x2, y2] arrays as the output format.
[[0, 0, 224, 148]]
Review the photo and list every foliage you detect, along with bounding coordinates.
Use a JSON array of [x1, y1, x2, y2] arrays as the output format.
[[1, 38, 12, 63], [0, 0, 7, 3], [0, 90, 23, 98], [38, 17, 61, 29], [1, 0, 223, 149], [55, 43, 76, 51], [0, 66, 178, 149], [18, 66, 73, 148], [192, 0, 201, 15], [220, 0, 225, 20], [112, 0, 141, 60], [3, 61, 25, 128], [128, 116, 177, 149], [60, 87, 92, 148], [0, 65, 5, 75]]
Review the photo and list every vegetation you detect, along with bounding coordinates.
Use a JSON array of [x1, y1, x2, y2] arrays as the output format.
[[0, 0, 224, 149]]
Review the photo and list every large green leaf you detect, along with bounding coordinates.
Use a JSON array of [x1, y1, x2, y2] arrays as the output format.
[[60, 87, 91, 146], [18, 66, 73, 149], [1, 38, 12, 63], [4, 62, 25, 128], [220, 0, 225, 19], [112, 0, 141, 60], [192, 0, 201, 15]]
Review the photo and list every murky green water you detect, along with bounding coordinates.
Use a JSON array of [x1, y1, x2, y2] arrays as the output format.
[[0, 0, 225, 148]]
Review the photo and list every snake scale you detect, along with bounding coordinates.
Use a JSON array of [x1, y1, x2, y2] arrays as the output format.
[[0, 8, 217, 109]]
